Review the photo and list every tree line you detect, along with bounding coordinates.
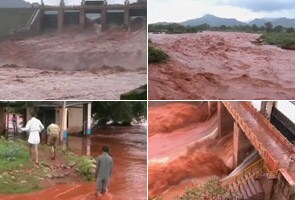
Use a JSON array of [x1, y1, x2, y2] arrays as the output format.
[[149, 22, 295, 34]]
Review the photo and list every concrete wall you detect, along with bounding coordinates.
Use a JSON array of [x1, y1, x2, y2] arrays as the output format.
[[233, 122, 254, 167], [271, 172, 295, 200], [67, 107, 83, 134], [0, 105, 5, 134], [218, 102, 234, 137]]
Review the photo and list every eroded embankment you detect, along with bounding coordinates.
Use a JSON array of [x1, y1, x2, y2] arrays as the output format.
[[149, 31, 295, 100]]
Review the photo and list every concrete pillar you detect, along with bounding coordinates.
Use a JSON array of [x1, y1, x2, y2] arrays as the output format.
[[79, 9, 85, 29], [0, 105, 5, 135], [263, 178, 274, 200], [261, 101, 274, 120], [233, 122, 254, 167], [61, 102, 68, 150], [57, 8, 64, 33], [124, 8, 130, 30], [86, 103, 92, 156], [101, 8, 107, 31], [37, 10, 44, 33], [82, 103, 92, 156], [218, 102, 234, 137]]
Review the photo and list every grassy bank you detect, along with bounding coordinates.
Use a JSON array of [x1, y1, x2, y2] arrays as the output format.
[[0, 137, 41, 194], [261, 32, 295, 49], [62, 150, 97, 181], [0, 8, 35, 38], [148, 46, 169, 64]]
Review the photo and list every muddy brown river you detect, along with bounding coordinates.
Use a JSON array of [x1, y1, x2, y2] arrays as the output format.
[[149, 31, 295, 100], [0, 126, 147, 200]]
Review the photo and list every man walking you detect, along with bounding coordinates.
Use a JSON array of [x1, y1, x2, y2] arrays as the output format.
[[47, 122, 60, 160], [21, 113, 44, 165], [95, 146, 113, 199]]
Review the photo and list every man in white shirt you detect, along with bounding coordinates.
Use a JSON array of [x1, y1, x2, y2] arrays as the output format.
[[21, 113, 44, 164]]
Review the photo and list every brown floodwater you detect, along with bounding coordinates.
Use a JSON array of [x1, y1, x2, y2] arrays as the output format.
[[0, 27, 147, 100], [149, 31, 295, 100], [148, 103, 232, 199], [0, 125, 147, 200]]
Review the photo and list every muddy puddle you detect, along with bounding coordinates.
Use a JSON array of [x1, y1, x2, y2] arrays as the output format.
[[149, 31, 295, 100], [0, 125, 147, 200]]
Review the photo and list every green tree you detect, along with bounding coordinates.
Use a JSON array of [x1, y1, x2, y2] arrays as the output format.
[[273, 25, 283, 32], [265, 22, 273, 32], [92, 102, 146, 125], [252, 24, 258, 32]]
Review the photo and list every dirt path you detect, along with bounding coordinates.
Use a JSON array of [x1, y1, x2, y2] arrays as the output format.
[[149, 31, 295, 100], [0, 27, 147, 100]]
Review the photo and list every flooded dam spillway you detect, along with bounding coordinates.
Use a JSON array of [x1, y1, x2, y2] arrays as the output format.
[[148, 102, 234, 199], [149, 31, 295, 100], [0, 27, 147, 99]]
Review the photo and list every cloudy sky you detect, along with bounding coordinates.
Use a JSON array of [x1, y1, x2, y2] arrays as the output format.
[[25, 0, 136, 5], [149, 0, 295, 23]]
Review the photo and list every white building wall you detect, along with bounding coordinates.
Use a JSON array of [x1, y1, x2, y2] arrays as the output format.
[[67, 107, 83, 134]]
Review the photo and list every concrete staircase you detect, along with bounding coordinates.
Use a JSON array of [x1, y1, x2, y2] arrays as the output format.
[[222, 159, 265, 200], [227, 174, 264, 200]]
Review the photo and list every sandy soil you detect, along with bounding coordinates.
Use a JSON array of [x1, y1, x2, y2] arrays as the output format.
[[149, 31, 295, 100], [148, 102, 233, 199], [0, 27, 147, 100]]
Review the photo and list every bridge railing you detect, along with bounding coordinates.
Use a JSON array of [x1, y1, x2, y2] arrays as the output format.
[[222, 159, 265, 187], [223, 101, 281, 171], [244, 102, 294, 155]]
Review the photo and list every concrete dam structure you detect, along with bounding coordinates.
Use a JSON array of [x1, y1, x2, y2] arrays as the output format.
[[12, 0, 147, 38]]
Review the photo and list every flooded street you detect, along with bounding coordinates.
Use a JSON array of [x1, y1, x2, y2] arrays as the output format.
[[149, 31, 295, 100], [0, 125, 147, 200]]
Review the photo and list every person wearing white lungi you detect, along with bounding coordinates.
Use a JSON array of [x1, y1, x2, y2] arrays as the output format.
[[21, 114, 44, 164]]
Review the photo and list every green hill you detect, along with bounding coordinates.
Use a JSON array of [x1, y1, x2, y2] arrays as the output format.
[[0, 8, 35, 38]]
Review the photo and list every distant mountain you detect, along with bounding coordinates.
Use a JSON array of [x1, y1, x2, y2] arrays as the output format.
[[0, 0, 31, 8], [151, 14, 295, 28], [181, 14, 246, 27], [152, 22, 171, 26], [249, 17, 295, 27]]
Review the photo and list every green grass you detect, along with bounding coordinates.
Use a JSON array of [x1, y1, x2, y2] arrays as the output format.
[[261, 32, 295, 49], [0, 8, 35, 38], [0, 138, 42, 194], [120, 85, 147, 100], [148, 46, 169, 64], [0, 138, 30, 170], [62, 150, 96, 181]]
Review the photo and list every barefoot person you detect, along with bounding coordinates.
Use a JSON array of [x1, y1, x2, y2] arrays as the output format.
[[96, 146, 113, 199], [21, 113, 44, 164], [47, 122, 60, 160]]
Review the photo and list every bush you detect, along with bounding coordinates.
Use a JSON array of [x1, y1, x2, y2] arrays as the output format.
[[261, 32, 295, 49], [179, 177, 238, 200], [148, 46, 169, 64]]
